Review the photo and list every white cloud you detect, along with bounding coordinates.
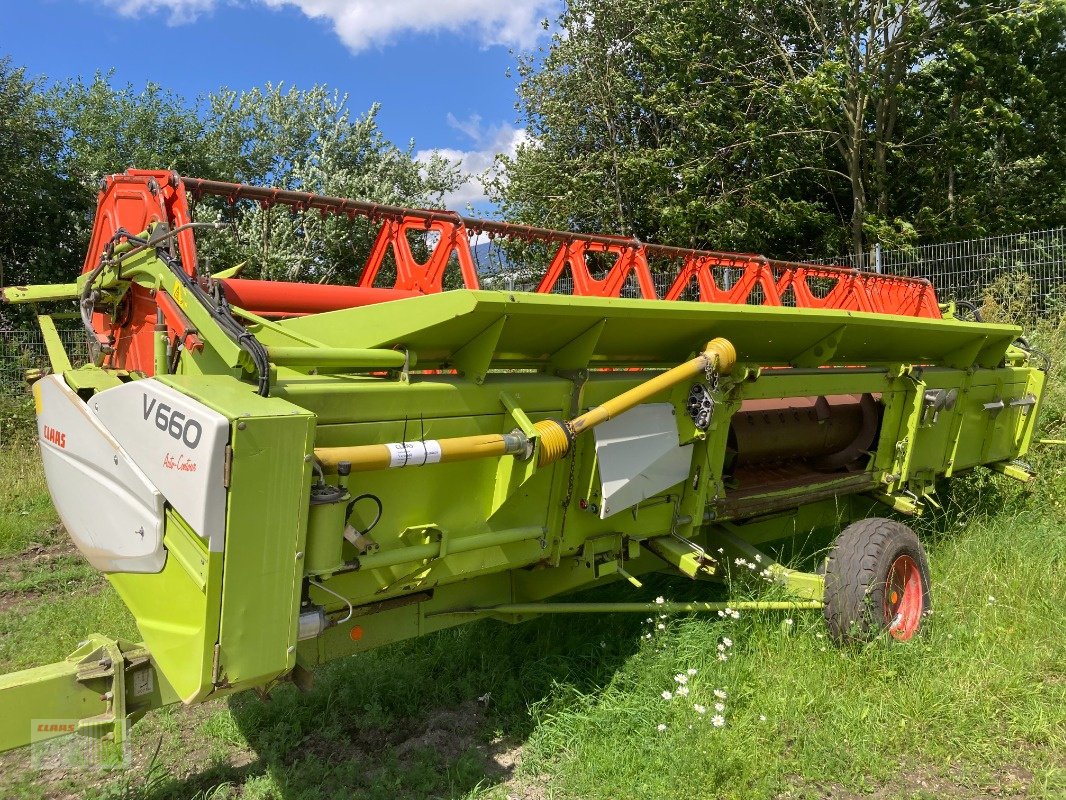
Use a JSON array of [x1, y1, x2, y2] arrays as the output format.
[[416, 114, 527, 208], [100, 0, 559, 51]]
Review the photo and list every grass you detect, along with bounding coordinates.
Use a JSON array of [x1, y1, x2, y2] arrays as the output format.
[[0, 304, 1063, 799]]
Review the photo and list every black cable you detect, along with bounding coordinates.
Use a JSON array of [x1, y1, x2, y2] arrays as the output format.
[[344, 493, 383, 536], [953, 300, 983, 322], [1014, 337, 1052, 373], [154, 246, 272, 396]]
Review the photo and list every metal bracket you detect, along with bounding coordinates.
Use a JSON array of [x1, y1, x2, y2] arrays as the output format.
[[988, 460, 1036, 483], [645, 534, 716, 579], [549, 318, 605, 372], [451, 315, 506, 385], [790, 325, 845, 368], [499, 392, 538, 439], [0, 635, 178, 756]]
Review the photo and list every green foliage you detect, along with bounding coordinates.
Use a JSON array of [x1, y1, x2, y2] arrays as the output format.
[[497, 1, 1066, 260], [0, 58, 83, 307], [0, 69, 464, 309], [191, 84, 461, 284]]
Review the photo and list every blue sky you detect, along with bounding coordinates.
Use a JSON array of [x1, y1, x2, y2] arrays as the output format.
[[2, 0, 561, 212]]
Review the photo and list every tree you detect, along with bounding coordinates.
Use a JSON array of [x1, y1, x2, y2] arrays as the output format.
[[904, 0, 1066, 238], [16, 75, 462, 288], [193, 84, 461, 284], [0, 58, 81, 299], [497, 0, 1066, 261]]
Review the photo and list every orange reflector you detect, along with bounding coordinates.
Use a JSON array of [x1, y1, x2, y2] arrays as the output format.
[[350, 626, 364, 641]]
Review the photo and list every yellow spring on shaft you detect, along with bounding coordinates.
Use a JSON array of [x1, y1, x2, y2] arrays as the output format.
[[534, 419, 571, 467]]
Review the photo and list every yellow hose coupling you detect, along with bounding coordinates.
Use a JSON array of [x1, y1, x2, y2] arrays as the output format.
[[534, 419, 573, 467], [702, 337, 737, 375]]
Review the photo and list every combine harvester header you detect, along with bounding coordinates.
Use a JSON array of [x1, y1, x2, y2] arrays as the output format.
[[0, 170, 1045, 759]]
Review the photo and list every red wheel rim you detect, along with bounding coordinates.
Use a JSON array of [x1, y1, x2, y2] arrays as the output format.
[[884, 554, 923, 640]]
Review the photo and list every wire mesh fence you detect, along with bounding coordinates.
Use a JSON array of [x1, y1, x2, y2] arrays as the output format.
[[806, 227, 1066, 314], [1, 327, 88, 397]]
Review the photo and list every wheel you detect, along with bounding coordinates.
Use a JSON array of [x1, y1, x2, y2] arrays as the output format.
[[823, 518, 931, 644]]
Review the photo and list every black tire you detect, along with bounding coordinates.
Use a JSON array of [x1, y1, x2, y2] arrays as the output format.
[[823, 518, 931, 644]]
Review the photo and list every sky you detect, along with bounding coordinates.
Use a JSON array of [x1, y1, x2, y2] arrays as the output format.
[[2, 0, 562, 214]]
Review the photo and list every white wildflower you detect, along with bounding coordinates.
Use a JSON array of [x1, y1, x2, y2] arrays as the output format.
[[655, 596, 665, 605], [711, 715, 725, 728], [759, 714, 767, 722], [784, 618, 794, 626], [676, 685, 689, 697], [754, 554, 762, 563], [714, 702, 725, 712], [693, 703, 706, 714], [722, 637, 733, 647], [717, 652, 728, 661], [674, 673, 688, 684], [717, 643, 726, 652], [661, 690, 673, 700], [730, 610, 740, 619], [657, 723, 667, 732], [987, 595, 996, 604], [687, 668, 697, 676], [657, 623, 666, 630], [713, 689, 727, 699]]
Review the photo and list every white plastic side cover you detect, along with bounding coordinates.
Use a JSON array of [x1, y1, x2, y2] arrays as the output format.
[[92, 379, 229, 551], [593, 403, 694, 519], [35, 375, 166, 573]]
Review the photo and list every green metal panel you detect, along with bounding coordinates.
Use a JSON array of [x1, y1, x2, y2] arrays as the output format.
[[215, 398, 315, 693], [108, 512, 222, 703], [275, 290, 1021, 370]]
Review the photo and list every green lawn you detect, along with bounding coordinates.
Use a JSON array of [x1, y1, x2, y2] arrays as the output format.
[[0, 394, 1063, 799]]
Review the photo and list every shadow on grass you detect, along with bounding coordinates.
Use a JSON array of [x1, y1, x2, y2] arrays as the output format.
[[128, 574, 727, 800]]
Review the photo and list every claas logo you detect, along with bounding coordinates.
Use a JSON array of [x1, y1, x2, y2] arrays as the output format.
[[42, 425, 66, 449], [36, 723, 76, 733]]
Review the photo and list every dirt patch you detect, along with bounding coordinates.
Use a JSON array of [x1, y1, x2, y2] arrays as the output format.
[[0, 525, 94, 604], [777, 762, 1040, 799], [0, 526, 75, 571], [0, 589, 42, 613], [294, 696, 524, 783], [394, 699, 488, 762]]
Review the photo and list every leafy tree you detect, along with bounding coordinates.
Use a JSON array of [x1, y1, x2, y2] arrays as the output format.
[[904, 0, 1066, 238], [497, 0, 1066, 261], [1, 73, 462, 289], [0, 58, 81, 298], [194, 84, 461, 284]]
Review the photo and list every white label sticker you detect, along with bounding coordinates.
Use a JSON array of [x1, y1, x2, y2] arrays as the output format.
[[386, 440, 443, 468], [132, 667, 154, 697]]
